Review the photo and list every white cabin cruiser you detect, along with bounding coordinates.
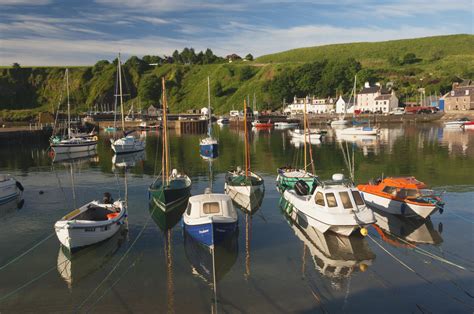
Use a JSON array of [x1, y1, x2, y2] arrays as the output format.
[[281, 174, 375, 236], [339, 126, 379, 136], [289, 128, 323, 140]]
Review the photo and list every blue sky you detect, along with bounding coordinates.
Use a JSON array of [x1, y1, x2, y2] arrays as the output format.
[[0, 0, 472, 65]]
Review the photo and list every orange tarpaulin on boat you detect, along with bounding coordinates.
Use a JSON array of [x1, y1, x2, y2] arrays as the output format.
[[107, 212, 119, 220]]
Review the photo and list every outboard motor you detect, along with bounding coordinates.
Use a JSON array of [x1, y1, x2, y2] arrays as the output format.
[[294, 180, 310, 196], [103, 192, 113, 204]]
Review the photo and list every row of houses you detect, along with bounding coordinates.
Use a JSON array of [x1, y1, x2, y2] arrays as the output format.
[[442, 80, 474, 112], [284, 82, 399, 114]]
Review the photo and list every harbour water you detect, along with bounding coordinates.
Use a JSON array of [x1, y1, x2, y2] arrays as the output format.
[[0, 124, 473, 313]]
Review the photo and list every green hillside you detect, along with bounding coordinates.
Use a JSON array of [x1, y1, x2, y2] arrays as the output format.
[[257, 34, 474, 65], [1, 34, 473, 121]]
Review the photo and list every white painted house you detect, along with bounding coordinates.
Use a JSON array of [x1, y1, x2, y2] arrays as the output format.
[[335, 96, 355, 114], [356, 82, 399, 113], [284, 96, 335, 114]]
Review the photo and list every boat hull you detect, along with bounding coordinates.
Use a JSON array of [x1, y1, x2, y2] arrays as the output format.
[[281, 191, 375, 236], [184, 220, 238, 247], [149, 177, 192, 213], [51, 141, 97, 154], [0, 177, 22, 205], [111, 139, 145, 154], [361, 191, 438, 219], [199, 143, 219, 159], [276, 169, 316, 193]]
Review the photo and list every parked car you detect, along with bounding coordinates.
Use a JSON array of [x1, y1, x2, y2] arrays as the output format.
[[390, 108, 405, 115]]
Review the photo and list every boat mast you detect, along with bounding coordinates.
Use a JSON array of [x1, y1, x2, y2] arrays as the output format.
[[303, 98, 307, 172], [66, 68, 71, 139], [207, 76, 212, 138], [353, 75, 357, 120], [113, 63, 119, 134], [244, 99, 249, 178], [118, 53, 125, 134], [161, 77, 170, 185]]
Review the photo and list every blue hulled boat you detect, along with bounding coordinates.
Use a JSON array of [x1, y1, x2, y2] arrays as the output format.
[[183, 192, 238, 247], [199, 76, 219, 159]]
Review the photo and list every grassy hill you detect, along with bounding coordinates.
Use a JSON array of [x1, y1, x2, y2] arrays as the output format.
[[1, 34, 473, 121]]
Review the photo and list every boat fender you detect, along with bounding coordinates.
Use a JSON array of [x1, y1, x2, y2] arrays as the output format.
[[360, 227, 368, 236], [92, 136, 98, 141], [286, 203, 293, 215], [400, 202, 406, 215], [15, 180, 24, 192]]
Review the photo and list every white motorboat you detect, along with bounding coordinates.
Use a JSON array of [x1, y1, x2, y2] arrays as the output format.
[[444, 118, 470, 129], [0, 174, 23, 205], [111, 135, 146, 154], [217, 117, 230, 125], [110, 54, 146, 154], [281, 173, 375, 236], [289, 128, 323, 139], [54, 200, 127, 251], [200, 77, 219, 159], [339, 126, 379, 136], [330, 118, 349, 126], [183, 191, 238, 247], [274, 121, 300, 128]]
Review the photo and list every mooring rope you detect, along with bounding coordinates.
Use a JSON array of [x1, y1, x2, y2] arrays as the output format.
[[0, 233, 55, 272], [76, 206, 156, 311]]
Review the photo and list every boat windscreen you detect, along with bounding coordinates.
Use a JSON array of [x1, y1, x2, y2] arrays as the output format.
[[351, 190, 365, 206], [339, 192, 353, 209], [203, 202, 220, 214]]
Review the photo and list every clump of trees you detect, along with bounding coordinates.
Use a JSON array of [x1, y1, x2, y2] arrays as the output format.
[[143, 48, 225, 65], [388, 53, 422, 66], [263, 58, 362, 104]]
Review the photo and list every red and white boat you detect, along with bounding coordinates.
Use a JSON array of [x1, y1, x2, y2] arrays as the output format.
[[252, 119, 273, 128], [357, 177, 444, 219], [462, 121, 474, 130]]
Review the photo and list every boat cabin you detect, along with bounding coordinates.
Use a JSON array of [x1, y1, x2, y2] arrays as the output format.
[[186, 193, 236, 220], [367, 177, 433, 199]]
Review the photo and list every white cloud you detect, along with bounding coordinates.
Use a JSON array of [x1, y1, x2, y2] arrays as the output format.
[[94, 0, 245, 12], [0, 0, 51, 5], [0, 23, 463, 66]]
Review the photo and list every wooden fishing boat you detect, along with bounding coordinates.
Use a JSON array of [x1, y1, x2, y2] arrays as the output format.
[[281, 173, 375, 236], [0, 174, 23, 205], [110, 53, 146, 154], [226, 100, 265, 200], [200, 77, 219, 159], [54, 200, 127, 251], [183, 192, 238, 247], [357, 176, 444, 218], [149, 77, 192, 213]]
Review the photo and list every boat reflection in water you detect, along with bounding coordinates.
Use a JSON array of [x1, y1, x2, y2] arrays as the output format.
[[0, 195, 24, 218], [56, 226, 127, 289], [280, 197, 375, 295], [112, 150, 145, 169], [184, 226, 239, 312], [149, 201, 184, 314], [372, 209, 443, 247], [51, 149, 98, 163]]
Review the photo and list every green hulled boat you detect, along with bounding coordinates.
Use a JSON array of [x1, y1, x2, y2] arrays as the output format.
[[148, 77, 192, 213], [149, 194, 188, 231]]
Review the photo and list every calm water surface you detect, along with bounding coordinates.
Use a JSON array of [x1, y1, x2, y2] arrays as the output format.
[[0, 124, 473, 313]]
